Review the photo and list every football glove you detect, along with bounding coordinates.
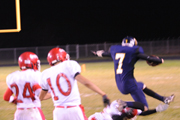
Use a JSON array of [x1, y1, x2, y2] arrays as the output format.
[[91, 50, 104, 57], [102, 95, 110, 107]]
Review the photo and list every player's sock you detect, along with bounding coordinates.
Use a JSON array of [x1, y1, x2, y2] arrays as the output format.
[[112, 114, 127, 120], [143, 87, 164, 101], [126, 102, 145, 111], [139, 109, 156, 116]]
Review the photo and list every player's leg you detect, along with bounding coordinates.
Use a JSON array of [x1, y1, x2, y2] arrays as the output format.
[[30, 108, 45, 120], [14, 109, 30, 120], [112, 114, 127, 120], [14, 109, 21, 120], [53, 105, 88, 120], [66, 105, 88, 120], [130, 88, 149, 109], [125, 101, 146, 111], [137, 82, 175, 104], [53, 107, 67, 120], [14, 108, 42, 120], [137, 82, 164, 101], [36, 107, 46, 120]]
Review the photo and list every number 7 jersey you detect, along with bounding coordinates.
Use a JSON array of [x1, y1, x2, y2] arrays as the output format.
[[109, 45, 144, 94], [40, 60, 81, 106]]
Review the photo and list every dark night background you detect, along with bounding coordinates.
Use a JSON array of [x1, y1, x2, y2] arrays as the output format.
[[0, 0, 180, 48]]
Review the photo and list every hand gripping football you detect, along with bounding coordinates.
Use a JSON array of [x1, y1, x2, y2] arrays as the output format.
[[146, 55, 161, 66]]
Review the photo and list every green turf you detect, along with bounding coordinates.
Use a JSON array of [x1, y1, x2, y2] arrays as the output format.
[[0, 60, 180, 120]]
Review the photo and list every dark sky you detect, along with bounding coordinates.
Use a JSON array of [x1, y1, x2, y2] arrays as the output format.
[[0, 0, 180, 48]]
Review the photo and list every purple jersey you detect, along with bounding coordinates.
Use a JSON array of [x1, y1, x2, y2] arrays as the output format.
[[110, 45, 144, 94]]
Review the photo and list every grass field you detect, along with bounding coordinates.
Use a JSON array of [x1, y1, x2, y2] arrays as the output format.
[[0, 60, 180, 120]]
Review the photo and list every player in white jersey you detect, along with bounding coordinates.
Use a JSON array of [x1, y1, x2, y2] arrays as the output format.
[[88, 99, 169, 120], [39, 47, 110, 120], [3, 52, 45, 120]]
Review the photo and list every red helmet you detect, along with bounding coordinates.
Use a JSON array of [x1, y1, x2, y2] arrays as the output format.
[[47, 47, 68, 66], [18, 52, 40, 71]]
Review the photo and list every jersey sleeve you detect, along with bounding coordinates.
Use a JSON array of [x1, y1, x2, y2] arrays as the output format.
[[136, 46, 144, 54], [136, 46, 162, 63], [33, 83, 41, 92], [6, 73, 16, 92], [6, 74, 12, 89], [138, 54, 162, 63], [40, 72, 49, 91], [102, 52, 111, 57], [67, 60, 81, 78], [3, 87, 13, 101]]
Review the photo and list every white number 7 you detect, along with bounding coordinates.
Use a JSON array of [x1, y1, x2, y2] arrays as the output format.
[[115, 53, 125, 74]]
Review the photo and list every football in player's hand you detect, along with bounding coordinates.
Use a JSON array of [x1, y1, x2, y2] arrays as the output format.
[[146, 55, 161, 66]]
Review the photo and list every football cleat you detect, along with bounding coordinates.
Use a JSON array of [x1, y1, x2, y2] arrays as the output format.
[[163, 94, 175, 104], [122, 36, 138, 47]]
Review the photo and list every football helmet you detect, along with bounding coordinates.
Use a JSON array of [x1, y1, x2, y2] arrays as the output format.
[[47, 47, 69, 66], [121, 36, 138, 47], [18, 52, 40, 71]]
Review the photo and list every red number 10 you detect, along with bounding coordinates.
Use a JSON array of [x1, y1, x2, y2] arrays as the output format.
[[47, 73, 72, 101]]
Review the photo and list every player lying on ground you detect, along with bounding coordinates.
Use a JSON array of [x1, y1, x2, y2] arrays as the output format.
[[91, 36, 175, 114], [88, 99, 169, 120]]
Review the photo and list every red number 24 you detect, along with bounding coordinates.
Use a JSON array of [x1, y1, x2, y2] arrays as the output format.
[[10, 82, 35, 103]]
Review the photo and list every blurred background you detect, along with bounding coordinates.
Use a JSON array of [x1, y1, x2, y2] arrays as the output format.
[[0, 1, 180, 120], [0, 0, 180, 66], [1, 40, 180, 66], [0, 0, 180, 48]]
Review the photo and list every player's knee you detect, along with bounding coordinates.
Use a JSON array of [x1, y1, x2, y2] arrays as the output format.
[[137, 81, 146, 90], [143, 84, 147, 90]]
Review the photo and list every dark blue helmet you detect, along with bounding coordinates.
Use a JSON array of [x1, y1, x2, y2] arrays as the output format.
[[122, 36, 138, 47]]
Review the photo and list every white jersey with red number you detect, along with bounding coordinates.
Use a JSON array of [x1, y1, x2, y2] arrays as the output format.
[[40, 60, 81, 106], [6, 69, 42, 108]]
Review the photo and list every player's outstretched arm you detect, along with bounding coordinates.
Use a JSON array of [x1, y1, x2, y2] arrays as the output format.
[[75, 74, 110, 106], [91, 50, 111, 57], [137, 53, 163, 63], [137, 53, 164, 66]]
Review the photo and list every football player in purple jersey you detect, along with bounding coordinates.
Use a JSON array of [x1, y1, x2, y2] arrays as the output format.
[[92, 36, 174, 116]]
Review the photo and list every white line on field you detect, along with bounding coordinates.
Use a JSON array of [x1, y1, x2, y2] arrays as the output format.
[[0, 107, 15, 110], [80, 93, 98, 97], [151, 77, 173, 80], [173, 106, 180, 109], [84, 107, 102, 110], [84, 106, 180, 110]]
